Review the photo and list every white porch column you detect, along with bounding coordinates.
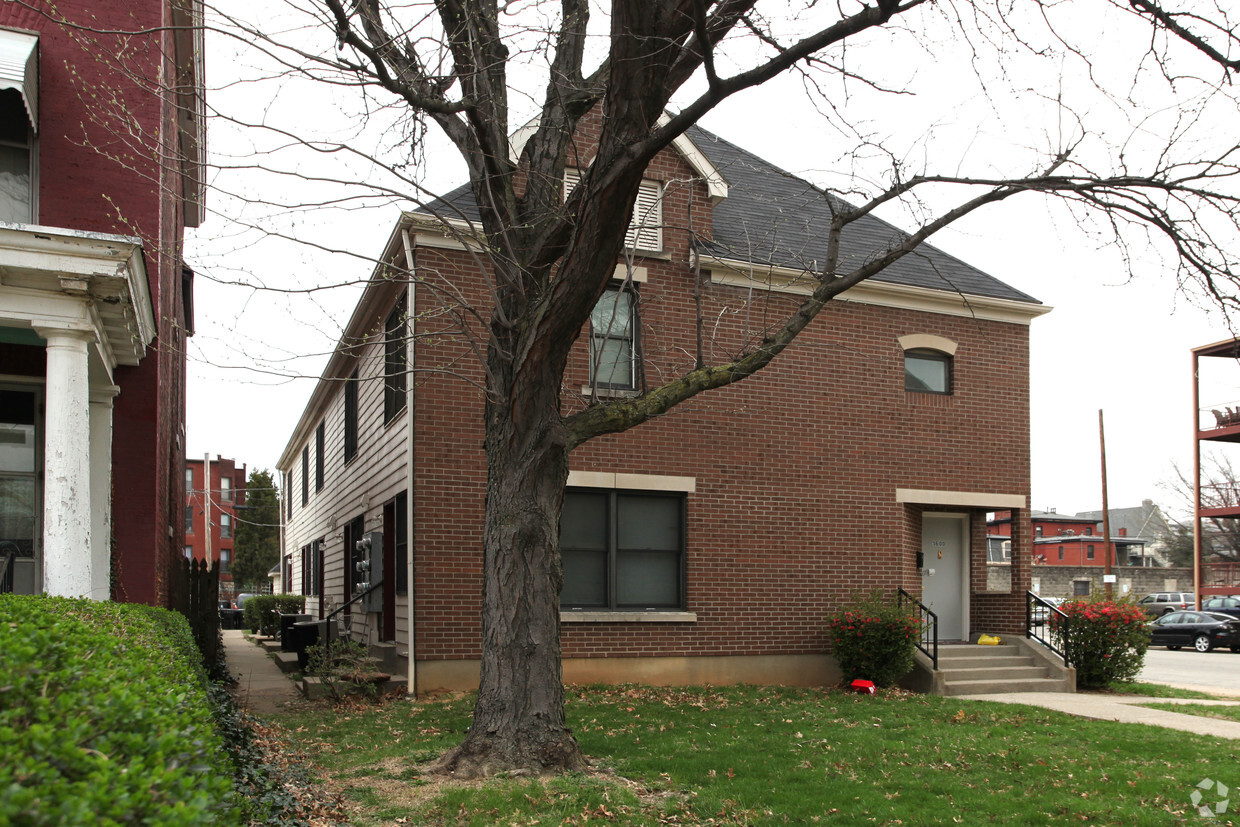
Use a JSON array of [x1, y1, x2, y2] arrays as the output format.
[[39, 327, 94, 597], [89, 385, 120, 600]]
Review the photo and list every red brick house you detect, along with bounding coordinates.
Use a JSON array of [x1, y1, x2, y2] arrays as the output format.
[[990, 509, 1150, 567], [0, 1, 204, 603], [184, 456, 247, 593], [277, 124, 1047, 691]]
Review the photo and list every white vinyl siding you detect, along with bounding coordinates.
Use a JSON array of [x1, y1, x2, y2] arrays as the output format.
[[278, 291, 410, 644]]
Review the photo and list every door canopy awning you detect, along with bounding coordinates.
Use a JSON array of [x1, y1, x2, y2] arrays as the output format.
[[0, 29, 38, 131]]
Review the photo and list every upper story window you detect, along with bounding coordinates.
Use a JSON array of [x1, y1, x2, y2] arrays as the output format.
[[220, 476, 232, 503], [904, 349, 952, 394], [343, 368, 359, 463], [315, 420, 325, 492], [590, 286, 637, 390], [301, 445, 309, 506], [565, 169, 663, 253], [220, 512, 232, 539], [184, 467, 194, 491], [898, 334, 957, 396], [384, 293, 407, 423], [0, 30, 38, 225]]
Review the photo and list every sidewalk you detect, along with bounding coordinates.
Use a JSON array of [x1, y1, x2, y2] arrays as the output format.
[[960, 691, 1240, 738], [222, 628, 301, 716]]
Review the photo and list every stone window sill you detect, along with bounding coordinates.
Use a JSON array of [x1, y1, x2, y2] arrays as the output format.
[[560, 611, 697, 623]]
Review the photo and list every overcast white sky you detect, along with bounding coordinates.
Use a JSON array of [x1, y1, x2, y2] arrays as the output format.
[[185, 0, 1240, 521]]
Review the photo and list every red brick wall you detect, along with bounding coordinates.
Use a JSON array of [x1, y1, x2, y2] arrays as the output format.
[[407, 128, 1035, 661], [1, 1, 192, 605]]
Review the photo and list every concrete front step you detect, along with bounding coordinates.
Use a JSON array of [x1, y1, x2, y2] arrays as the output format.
[[943, 665, 1050, 682], [938, 655, 1037, 669], [941, 676, 1074, 696]]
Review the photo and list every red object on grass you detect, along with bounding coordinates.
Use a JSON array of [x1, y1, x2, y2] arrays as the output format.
[[851, 679, 876, 694]]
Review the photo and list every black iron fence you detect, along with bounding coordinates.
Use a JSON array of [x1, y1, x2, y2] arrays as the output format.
[[170, 557, 221, 668]]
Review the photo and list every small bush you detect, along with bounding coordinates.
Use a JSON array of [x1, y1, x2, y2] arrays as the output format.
[[306, 637, 383, 699], [243, 594, 306, 635], [1051, 597, 1150, 688], [0, 595, 238, 825], [825, 591, 922, 687]]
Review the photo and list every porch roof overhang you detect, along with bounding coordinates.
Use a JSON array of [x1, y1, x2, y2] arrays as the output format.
[[896, 488, 1027, 510], [0, 223, 155, 373]]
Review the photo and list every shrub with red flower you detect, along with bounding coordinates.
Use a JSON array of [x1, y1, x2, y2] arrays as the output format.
[[824, 591, 922, 688], [1049, 597, 1150, 688]]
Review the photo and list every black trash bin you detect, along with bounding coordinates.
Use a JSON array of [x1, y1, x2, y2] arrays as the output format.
[[292, 620, 325, 672], [280, 613, 313, 652]]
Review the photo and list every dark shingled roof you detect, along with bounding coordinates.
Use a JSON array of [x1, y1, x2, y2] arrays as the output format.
[[416, 125, 1040, 306]]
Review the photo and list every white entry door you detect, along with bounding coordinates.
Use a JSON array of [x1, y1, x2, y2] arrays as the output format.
[[922, 515, 966, 641]]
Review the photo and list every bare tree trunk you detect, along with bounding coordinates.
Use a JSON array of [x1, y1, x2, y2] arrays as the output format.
[[432, 367, 586, 777]]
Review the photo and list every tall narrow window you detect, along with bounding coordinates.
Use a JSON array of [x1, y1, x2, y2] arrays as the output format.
[[590, 286, 636, 390], [185, 467, 194, 490], [315, 420, 325, 491], [343, 369, 359, 463], [220, 513, 232, 539], [185, 506, 193, 534], [395, 491, 408, 595], [301, 446, 309, 505], [300, 543, 313, 595], [0, 89, 33, 224], [220, 476, 232, 503], [285, 471, 292, 519], [384, 294, 407, 423]]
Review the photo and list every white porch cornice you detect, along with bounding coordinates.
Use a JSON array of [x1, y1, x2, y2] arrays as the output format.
[[0, 223, 155, 368]]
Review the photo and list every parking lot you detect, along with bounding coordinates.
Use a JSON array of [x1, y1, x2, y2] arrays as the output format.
[[1139, 646, 1240, 695]]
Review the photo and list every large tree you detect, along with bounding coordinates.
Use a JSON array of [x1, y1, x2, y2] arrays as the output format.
[[230, 469, 281, 590], [178, 0, 1240, 776]]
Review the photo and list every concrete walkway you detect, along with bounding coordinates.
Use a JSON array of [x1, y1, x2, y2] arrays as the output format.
[[222, 628, 300, 717], [959, 691, 1240, 738]]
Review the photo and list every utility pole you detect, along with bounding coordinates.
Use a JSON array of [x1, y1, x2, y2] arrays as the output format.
[[1099, 410, 1113, 599], [204, 453, 212, 571]]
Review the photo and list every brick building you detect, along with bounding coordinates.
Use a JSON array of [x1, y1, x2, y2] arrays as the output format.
[[989, 509, 1151, 568], [184, 456, 247, 592], [277, 124, 1048, 692], [0, 1, 204, 602]]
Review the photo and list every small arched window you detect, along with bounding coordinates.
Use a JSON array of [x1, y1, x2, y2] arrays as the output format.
[[904, 348, 952, 394], [898, 334, 957, 395]]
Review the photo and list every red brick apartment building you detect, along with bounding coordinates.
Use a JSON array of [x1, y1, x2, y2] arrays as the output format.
[[184, 457, 247, 591], [0, 1, 204, 603], [277, 123, 1048, 692], [990, 510, 1151, 568]]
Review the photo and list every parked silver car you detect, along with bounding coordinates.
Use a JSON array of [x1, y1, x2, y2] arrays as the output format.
[[1137, 592, 1197, 618]]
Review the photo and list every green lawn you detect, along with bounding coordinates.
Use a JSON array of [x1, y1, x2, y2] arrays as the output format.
[[1140, 702, 1240, 724], [269, 685, 1240, 825]]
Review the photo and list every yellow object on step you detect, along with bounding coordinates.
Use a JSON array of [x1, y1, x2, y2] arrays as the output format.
[[977, 634, 1002, 645]]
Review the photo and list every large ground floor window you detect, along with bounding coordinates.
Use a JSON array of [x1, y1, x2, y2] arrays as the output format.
[[559, 488, 685, 611]]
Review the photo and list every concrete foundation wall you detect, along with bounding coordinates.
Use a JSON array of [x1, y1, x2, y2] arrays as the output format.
[[412, 654, 841, 696]]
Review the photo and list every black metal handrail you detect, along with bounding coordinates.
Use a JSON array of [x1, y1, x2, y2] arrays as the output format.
[[321, 580, 384, 646], [1025, 591, 1071, 668], [898, 588, 938, 670]]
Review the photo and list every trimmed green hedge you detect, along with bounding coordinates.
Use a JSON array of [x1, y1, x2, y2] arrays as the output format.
[[0, 595, 238, 825], [242, 594, 306, 635]]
